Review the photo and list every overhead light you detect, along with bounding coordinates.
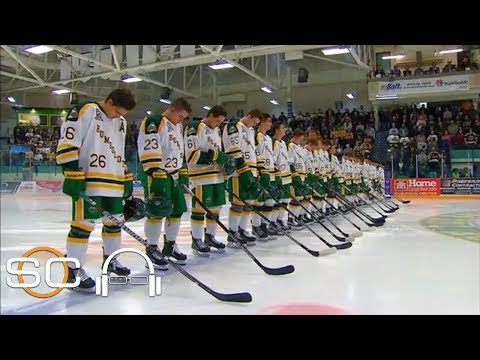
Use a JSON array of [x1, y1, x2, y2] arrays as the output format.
[[146, 110, 152, 115], [261, 86, 272, 93], [439, 48, 463, 54], [203, 106, 211, 110], [121, 75, 142, 83], [159, 99, 172, 104], [208, 60, 234, 70], [376, 94, 398, 100], [346, 93, 354, 99], [52, 89, 71, 95], [321, 47, 350, 56], [270, 100, 279, 105], [25, 45, 53, 55], [382, 54, 405, 60], [7, 96, 16, 103]]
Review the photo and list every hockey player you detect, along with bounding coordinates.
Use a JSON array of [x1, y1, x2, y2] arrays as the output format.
[[56, 88, 136, 292], [287, 129, 308, 228], [222, 109, 263, 246], [184, 105, 235, 255], [310, 139, 328, 215], [303, 138, 321, 220], [271, 121, 293, 232], [137, 98, 191, 270], [252, 113, 282, 240]]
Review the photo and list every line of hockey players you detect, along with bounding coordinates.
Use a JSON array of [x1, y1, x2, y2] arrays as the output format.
[[56, 92, 387, 292]]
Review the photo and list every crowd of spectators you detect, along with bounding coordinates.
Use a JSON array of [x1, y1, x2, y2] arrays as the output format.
[[8, 126, 60, 166], [372, 56, 479, 79], [273, 107, 377, 161], [8, 100, 479, 180], [383, 103, 479, 177]]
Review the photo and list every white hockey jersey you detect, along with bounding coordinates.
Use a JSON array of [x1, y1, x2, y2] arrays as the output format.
[[273, 138, 292, 185], [222, 120, 257, 177], [342, 158, 353, 184], [184, 121, 223, 186], [313, 149, 328, 183], [304, 147, 316, 176], [138, 115, 184, 177], [56, 102, 127, 197], [288, 142, 307, 181], [255, 131, 275, 181]]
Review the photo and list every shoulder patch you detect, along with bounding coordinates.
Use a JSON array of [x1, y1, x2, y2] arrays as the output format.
[[67, 107, 78, 120], [144, 115, 161, 134], [227, 124, 238, 135], [146, 122, 157, 134], [185, 120, 201, 136]]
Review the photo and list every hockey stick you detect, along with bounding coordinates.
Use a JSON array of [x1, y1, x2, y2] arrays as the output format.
[[357, 184, 398, 211], [341, 184, 392, 216], [183, 185, 294, 276], [288, 191, 347, 242], [322, 195, 373, 229], [305, 184, 364, 233], [258, 185, 351, 250], [80, 194, 252, 303], [301, 186, 355, 238], [393, 195, 411, 204], [225, 187, 336, 257], [324, 184, 385, 224]]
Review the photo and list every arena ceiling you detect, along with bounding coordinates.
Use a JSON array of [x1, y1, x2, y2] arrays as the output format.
[[0, 45, 371, 107]]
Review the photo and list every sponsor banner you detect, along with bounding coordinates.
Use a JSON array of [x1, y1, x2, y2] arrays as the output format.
[[17, 181, 36, 193], [133, 180, 144, 196], [0, 181, 21, 194], [378, 74, 469, 96], [35, 181, 62, 192], [440, 178, 480, 194], [392, 178, 440, 196]]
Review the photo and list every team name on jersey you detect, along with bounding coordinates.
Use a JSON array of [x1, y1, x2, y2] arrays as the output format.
[[96, 124, 124, 165]]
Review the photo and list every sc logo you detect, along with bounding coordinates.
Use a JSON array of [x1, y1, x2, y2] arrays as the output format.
[[95, 248, 162, 297]]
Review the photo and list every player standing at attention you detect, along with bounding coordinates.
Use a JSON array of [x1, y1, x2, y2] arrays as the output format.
[[222, 109, 263, 247], [184, 105, 236, 255], [252, 113, 283, 240], [137, 98, 191, 270], [56, 88, 136, 292]]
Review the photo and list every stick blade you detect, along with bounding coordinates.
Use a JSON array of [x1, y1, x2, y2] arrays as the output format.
[[334, 242, 353, 250], [262, 264, 295, 275], [318, 247, 337, 256], [213, 291, 253, 303]]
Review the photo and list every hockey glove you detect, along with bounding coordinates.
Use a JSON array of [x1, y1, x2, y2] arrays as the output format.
[[62, 170, 85, 201], [275, 175, 283, 187], [124, 172, 134, 198], [292, 174, 303, 190], [124, 197, 146, 222], [259, 173, 271, 189], [212, 149, 229, 164], [248, 177, 262, 198], [221, 155, 237, 176], [150, 170, 170, 197], [305, 173, 318, 187]]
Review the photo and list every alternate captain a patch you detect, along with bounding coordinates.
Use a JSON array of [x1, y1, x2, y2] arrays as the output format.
[[95, 108, 103, 121]]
